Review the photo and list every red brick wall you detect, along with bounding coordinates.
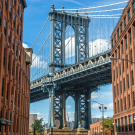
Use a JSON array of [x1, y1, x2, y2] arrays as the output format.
[[111, 0, 135, 135], [88, 121, 112, 135], [0, 0, 30, 135]]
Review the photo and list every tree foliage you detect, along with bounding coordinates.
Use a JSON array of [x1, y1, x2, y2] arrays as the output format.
[[31, 118, 44, 133], [100, 117, 114, 131]]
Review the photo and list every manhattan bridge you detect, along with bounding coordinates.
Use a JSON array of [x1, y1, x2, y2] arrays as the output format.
[[29, 0, 128, 132]]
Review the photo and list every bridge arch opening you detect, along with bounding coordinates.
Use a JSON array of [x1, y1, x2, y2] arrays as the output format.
[[66, 96, 75, 129], [65, 25, 75, 65]]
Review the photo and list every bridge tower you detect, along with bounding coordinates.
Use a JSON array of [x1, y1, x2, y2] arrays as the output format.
[[46, 4, 91, 134], [49, 4, 90, 73]]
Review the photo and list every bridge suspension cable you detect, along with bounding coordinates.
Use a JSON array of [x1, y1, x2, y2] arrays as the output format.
[[67, 8, 125, 14], [55, 1, 128, 11], [32, 33, 51, 62], [30, 55, 50, 80], [31, 16, 49, 48]]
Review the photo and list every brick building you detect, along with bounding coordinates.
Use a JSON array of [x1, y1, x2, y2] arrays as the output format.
[[0, 0, 32, 135], [111, 0, 135, 134], [88, 120, 112, 135]]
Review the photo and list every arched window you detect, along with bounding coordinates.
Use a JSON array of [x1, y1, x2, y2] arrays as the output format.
[[10, 4, 12, 19], [9, 29, 11, 43], [4, 19, 6, 36], [0, 8, 1, 27], [5, 0, 7, 10], [13, 14, 15, 28], [20, 30, 21, 41], [14, 0, 16, 6], [17, 22, 18, 35], [16, 43, 18, 56], [13, 36, 15, 50]]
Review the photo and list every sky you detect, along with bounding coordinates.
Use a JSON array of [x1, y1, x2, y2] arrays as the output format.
[[22, 0, 128, 124]]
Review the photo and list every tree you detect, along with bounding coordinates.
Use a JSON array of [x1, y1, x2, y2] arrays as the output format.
[[100, 117, 114, 134], [31, 118, 44, 133]]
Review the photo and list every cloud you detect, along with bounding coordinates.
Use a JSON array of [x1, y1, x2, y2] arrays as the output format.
[[23, 43, 29, 48], [91, 102, 113, 111], [66, 105, 72, 108], [89, 39, 111, 57], [65, 38, 110, 59], [92, 115, 108, 118], [91, 92, 105, 99], [67, 112, 74, 116]]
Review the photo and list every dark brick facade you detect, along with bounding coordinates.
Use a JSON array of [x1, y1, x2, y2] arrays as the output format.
[[111, 0, 135, 134], [0, 0, 31, 135]]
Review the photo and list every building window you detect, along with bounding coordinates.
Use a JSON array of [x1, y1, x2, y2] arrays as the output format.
[[118, 101, 119, 112], [120, 23, 122, 33], [132, 71, 134, 86], [12, 60, 14, 77], [133, 114, 135, 131], [124, 16, 126, 28], [123, 78, 125, 92], [9, 29, 11, 44], [20, 13, 22, 23], [125, 36, 127, 49], [115, 102, 117, 114], [20, 30, 21, 41], [10, 4, 12, 19], [117, 29, 119, 39], [115, 119, 117, 132], [120, 81, 122, 94], [14, 0, 16, 6], [17, 4, 19, 15], [125, 116, 128, 132], [114, 86, 116, 98], [0, 8, 1, 27], [133, 92, 135, 107], [4, 47, 6, 66], [119, 47, 120, 58], [16, 67, 17, 81], [118, 118, 120, 132], [129, 115, 132, 132], [119, 64, 121, 76], [125, 97, 126, 110], [2, 78, 4, 97], [117, 84, 119, 96], [114, 70, 115, 81], [127, 74, 129, 89], [128, 9, 131, 21], [123, 61, 124, 72], [5, 0, 7, 10], [130, 50, 132, 64], [17, 23, 19, 35], [13, 14, 15, 28], [8, 55, 10, 72], [121, 117, 124, 132], [7, 82, 9, 100], [4, 19, 6, 36], [128, 94, 130, 108], [16, 44, 17, 57], [114, 34, 116, 44], [19, 50, 21, 62], [126, 55, 128, 69], [116, 67, 118, 79], [13, 36, 15, 51], [121, 99, 123, 111], [122, 41, 123, 54], [129, 30, 132, 44]]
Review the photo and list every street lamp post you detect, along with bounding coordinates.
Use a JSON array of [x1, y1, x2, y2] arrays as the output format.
[[87, 99, 107, 135], [110, 57, 135, 64]]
